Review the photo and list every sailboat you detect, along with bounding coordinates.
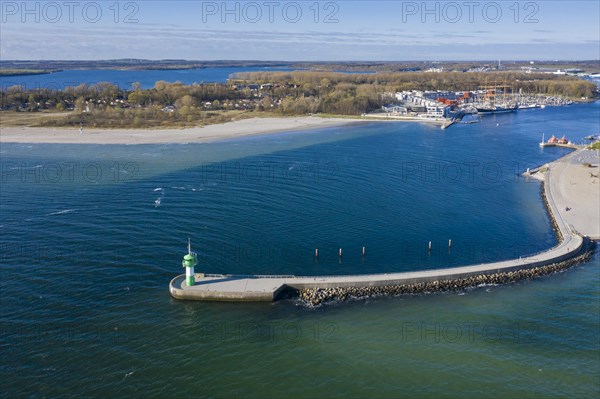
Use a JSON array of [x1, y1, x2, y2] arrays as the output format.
[[539, 133, 545, 147], [476, 82, 518, 114]]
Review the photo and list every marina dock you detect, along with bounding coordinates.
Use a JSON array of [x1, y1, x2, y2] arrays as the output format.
[[539, 134, 579, 149], [539, 142, 580, 149]]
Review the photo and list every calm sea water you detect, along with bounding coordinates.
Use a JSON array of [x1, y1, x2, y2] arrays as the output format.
[[0, 66, 297, 91], [1, 102, 599, 398]]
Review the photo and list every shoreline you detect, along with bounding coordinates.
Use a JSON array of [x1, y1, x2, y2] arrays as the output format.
[[525, 147, 600, 239], [0, 114, 458, 145], [0, 116, 367, 145]]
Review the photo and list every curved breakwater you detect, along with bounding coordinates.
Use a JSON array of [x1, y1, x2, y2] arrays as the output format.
[[170, 149, 592, 304], [296, 155, 593, 306], [297, 243, 594, 306]]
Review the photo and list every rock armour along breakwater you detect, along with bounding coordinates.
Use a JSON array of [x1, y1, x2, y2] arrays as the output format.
[[540, 181, 564, 242], [298, 242, 594, 306]]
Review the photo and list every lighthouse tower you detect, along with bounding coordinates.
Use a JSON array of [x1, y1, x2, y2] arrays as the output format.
[[182, 238, 198, 287]]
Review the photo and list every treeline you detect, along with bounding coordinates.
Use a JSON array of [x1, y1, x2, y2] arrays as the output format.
[[231, 70, 597, 115], [274, 83, 383, 115], [1, 82, 128, 112], [0, 59, 291, 71], [295, 60, 600, 73], [0, 80, 244, 111], [1, 71, 597, 128], [0, 69, 52, 76], [4, 59, 596, 74], [126, 81, 242, 106], [0, 80, 257, 127], [233, 71, 598, 99]]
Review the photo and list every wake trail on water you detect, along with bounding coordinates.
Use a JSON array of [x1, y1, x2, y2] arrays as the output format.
[[47, 209, 77, 216], [154, 187, 165, 207]]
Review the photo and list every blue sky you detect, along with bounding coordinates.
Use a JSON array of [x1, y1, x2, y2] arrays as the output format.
[[1, 0, 598, 60]]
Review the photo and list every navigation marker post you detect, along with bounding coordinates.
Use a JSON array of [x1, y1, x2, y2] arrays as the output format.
[[183, 238, 198, 287]]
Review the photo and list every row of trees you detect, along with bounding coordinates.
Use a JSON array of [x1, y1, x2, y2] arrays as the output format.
[[1, 82, 128, 111], [234, 71, 598, 99], [0, 80, 246, 111]]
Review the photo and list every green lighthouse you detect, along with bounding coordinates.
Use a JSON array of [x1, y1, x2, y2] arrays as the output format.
[[183, 238, 198, 286]]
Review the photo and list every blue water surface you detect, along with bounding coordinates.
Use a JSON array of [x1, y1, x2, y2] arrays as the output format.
[[0, 101, 599, 398], [0, 66, 298, 90]]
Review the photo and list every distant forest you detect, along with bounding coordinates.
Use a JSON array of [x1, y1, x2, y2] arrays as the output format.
[[2, 59, 599, 73]]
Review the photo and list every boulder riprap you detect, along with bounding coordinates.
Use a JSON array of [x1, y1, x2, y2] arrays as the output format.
[[299, 246, 593, 306]]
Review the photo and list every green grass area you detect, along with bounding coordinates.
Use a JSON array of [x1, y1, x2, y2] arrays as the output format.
[[21, 109, 255, 129], [0, 110, 70, 127], [313, 113, 366, 119], [588, 142, 600, 150], [0, 109, 258, 129]]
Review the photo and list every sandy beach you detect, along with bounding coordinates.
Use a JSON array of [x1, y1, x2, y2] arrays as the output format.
[[546, 148, 600, 239], [0, 116, 365, 145]]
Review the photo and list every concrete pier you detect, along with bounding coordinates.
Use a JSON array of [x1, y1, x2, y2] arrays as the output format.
[[539, 143, 580, 149], [170, 149, 594, 303]]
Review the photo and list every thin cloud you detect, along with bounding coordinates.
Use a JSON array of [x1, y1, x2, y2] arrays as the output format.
[[2, 21, 598, 60]]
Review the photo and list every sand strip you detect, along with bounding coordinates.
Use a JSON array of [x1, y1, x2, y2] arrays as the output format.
[[547, 148, 600, 239], [0, 116, 365, 145]]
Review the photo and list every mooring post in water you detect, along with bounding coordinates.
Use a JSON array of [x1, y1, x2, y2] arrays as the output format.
[[429, 241, 432, 252], [339, 248, 343, 258], [362, 246, 366, 257], [448, 239, 452, 248], [315, 248, 319, 259]]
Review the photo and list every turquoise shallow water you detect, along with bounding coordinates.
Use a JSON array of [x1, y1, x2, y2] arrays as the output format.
[[1, 102, 599, 398]]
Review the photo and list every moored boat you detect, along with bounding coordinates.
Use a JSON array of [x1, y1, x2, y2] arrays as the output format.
[[476, 105, 518, 114]]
